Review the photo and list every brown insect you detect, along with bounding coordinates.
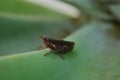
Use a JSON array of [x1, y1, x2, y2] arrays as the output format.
[[37, 35, 75, 59]]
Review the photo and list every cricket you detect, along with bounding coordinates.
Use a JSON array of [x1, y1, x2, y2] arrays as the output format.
[[37, 35, 75, 59]]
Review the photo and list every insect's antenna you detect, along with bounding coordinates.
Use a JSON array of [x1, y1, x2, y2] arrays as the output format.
[[38, 35, 45, 41]]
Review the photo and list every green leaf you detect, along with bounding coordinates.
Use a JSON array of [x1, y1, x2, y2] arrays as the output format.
[[0, 0, 80, 21], [0, 0, 67, 20], [0, 21, 120, 80]]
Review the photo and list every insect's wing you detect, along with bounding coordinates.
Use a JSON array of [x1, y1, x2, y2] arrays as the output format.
[[49, 38, 74, 50], [61, 40, 74, 46], [55, 40, 74, 48], [57, 40, 75, 53]]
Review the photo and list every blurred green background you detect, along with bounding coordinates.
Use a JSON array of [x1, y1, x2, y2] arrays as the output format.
[[0, 0, 120, 80]]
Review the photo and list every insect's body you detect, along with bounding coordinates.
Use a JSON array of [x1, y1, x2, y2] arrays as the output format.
[[39, 35, 74, 59], [44, 38, 74, 53]]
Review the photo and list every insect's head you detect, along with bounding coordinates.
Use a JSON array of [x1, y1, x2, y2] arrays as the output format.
[[39, 35, 56, 48], [39, 35, 50, 42]]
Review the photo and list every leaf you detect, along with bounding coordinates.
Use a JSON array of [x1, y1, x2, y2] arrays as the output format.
[[0, 21, 120, 80], [62, 0, 112, 20], [0, 0, 80, 21], [0, 0, 65, 20], [25, 0, 80, 18]]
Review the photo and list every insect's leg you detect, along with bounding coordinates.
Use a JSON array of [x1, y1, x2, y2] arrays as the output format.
[[33, 44, 45, 51]]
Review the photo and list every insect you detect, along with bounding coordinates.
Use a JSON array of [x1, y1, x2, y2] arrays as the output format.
[[37, 35, 75, 59]]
